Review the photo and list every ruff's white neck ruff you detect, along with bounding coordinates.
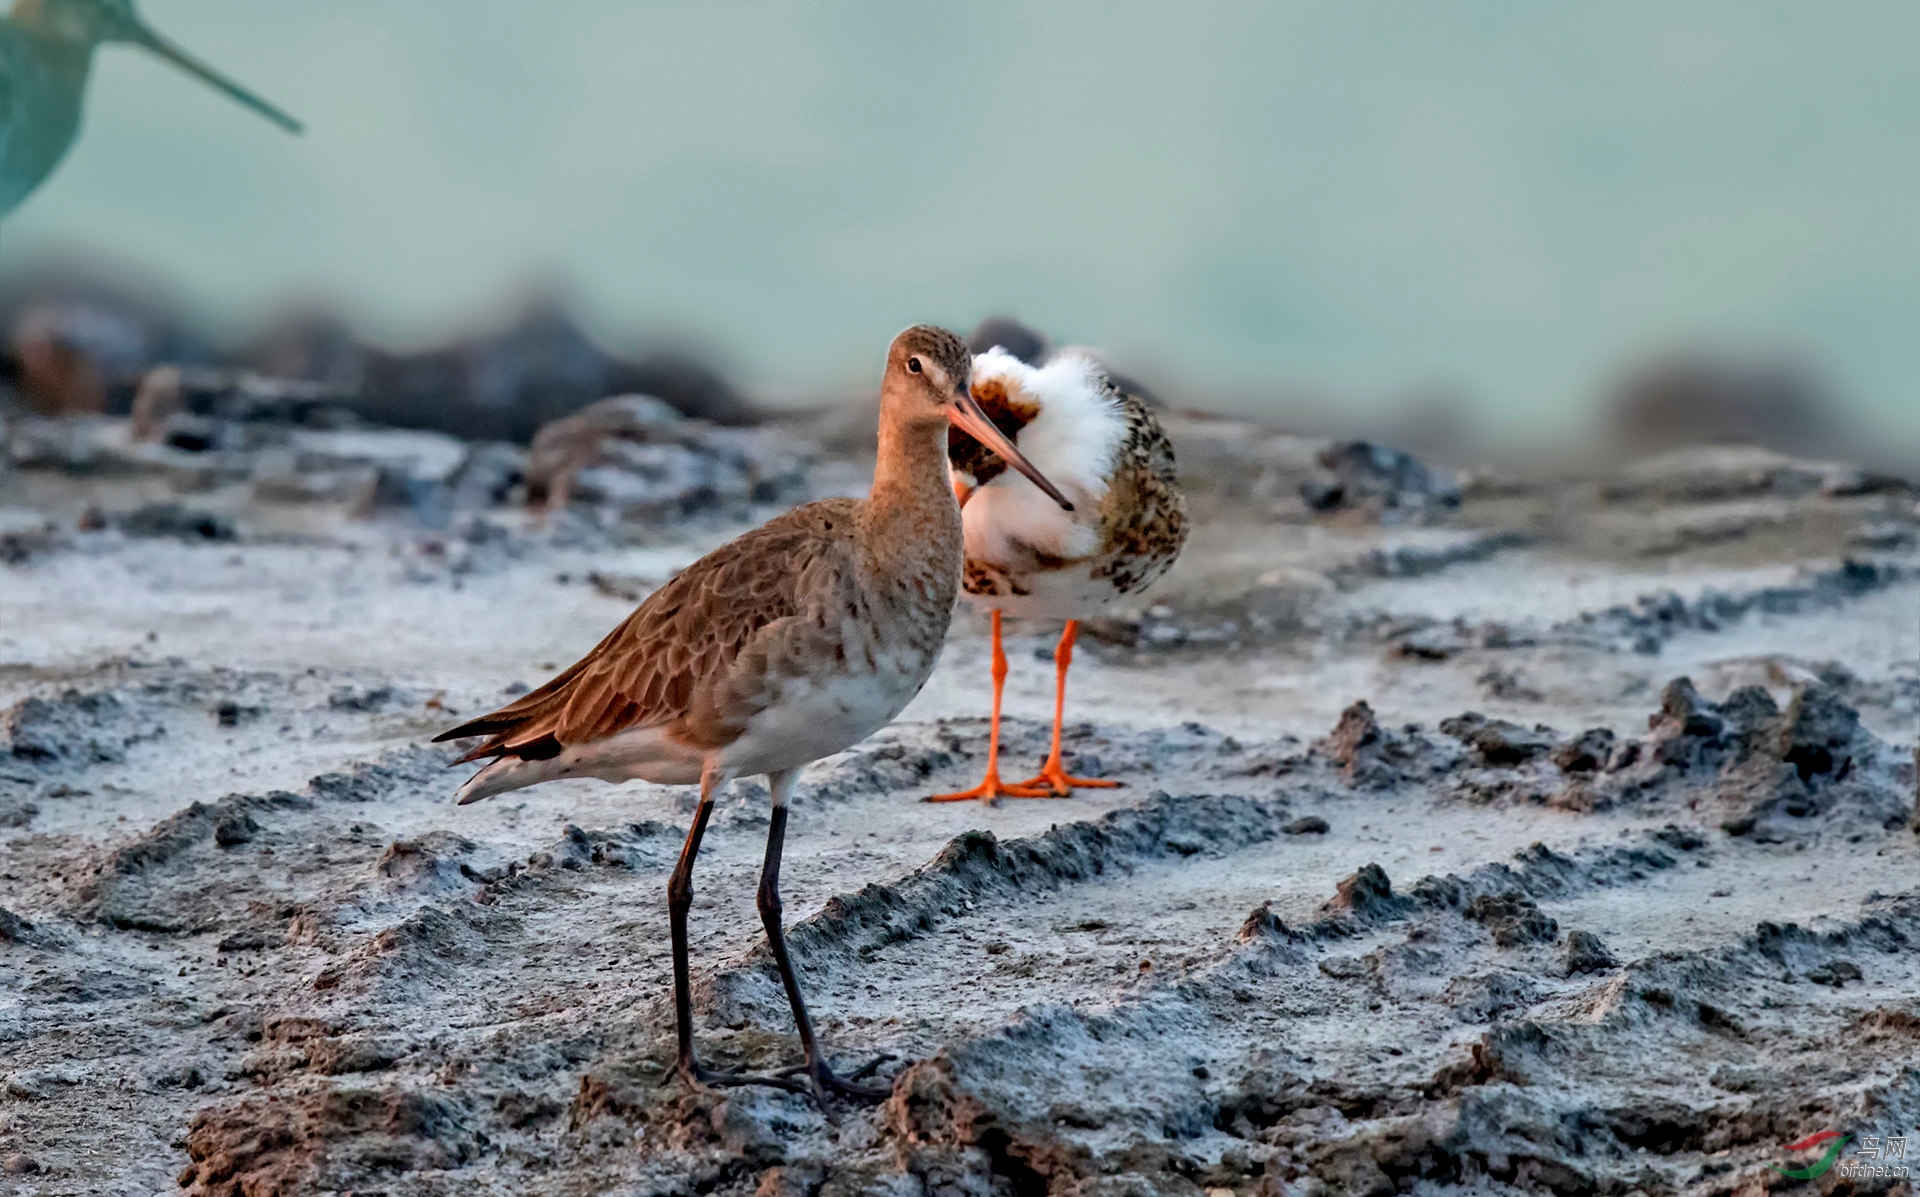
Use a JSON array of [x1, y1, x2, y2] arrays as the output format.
[[964, 348, 1126, 564]]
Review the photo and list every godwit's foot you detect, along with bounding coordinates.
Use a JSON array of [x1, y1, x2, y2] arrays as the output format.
[[927, 770, 1053, 803], [1010, 762, 1123, 798], [674, 1058, 809, 1096], [777, 1055, 894, 1103]]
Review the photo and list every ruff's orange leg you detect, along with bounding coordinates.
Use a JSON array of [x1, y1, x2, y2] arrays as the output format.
[[928, 611, 1050, 802], [1012, 620, 1121, 797]]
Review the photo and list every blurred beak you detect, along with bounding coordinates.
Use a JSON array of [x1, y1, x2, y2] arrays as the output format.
[[948, 387, 1074, 511], [127, 24, 304, 134]]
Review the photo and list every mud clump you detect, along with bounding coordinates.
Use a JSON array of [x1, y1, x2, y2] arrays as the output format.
[[1439, 712, 1559, 767], [1550, 727, 1616, 774], [1463, 891, 1559, 948], [0, 905, 50, 945], [71, 791, 311, 931], [1631, 677, 1898, 837], [2, 689, 152, 766], [1397, 676, 1906, 835], [1319, 702, 1456, 788], [1562, 930, 1620, 974], [178, 1087, 477, 1195], [1323, 863, 1412, 923]]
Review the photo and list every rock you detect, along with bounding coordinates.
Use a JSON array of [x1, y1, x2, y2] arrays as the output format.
[[374, 833, 480, 895], [1317, 703, 1457, 789], [525, 394, 808, 519], [1777, 684, 1862, 783], [178, 1087, 477, 1193], [1439, 713, 1559, 767], [1300, 440, 1461, 520], [1607, 352, 1836, 456], [1562, 930, 1619, 974], [1804, 960, 1863, 987], [966, 316, 1049, 366], [4, 1065, 80, 1100], [1464, 892, 1558, 948], [1551, 728, 1616, 774], [1283, 816, 1329, 836], [348, 296, 756, 442], [1645, 678, 1727, 769], [1320, 702, 1409, 788], [327, 684, 408, 712], [2, 689, 145, 766], [2, 1154, 37, 1175], [1236, 902, 1294, 943], [0, 905, 39, 943], [115, 503, 236, 542], [1323, 864, 1409, 921], [711, 1089, 817, 1167], [211, 811, 259, 847]]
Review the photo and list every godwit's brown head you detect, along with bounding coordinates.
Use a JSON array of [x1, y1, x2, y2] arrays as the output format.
[[883, 324, 1073, 511], [10, 0, 302, 131]]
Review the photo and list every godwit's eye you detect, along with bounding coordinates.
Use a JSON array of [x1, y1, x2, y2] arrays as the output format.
[[907, 357, 922, 374]]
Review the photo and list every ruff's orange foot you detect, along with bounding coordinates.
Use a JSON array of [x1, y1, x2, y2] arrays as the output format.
[[926, 769, 1054, 803], [1010, 760, 1123, 798], [926, 609, 1057, 802]]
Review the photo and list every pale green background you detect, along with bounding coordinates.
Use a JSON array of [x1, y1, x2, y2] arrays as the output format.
[[5, 1, 1914, 439]]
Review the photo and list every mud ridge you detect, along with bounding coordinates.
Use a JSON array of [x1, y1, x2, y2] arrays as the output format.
[[707, 790, 1290, 1018]]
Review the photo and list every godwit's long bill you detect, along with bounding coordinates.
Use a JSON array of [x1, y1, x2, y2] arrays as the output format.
[[435, 325, 1070, 1102], [931, 344, 1189, 802]]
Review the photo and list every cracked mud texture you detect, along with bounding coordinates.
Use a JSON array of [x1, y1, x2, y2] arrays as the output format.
[[1, 428, 1917, 1195]]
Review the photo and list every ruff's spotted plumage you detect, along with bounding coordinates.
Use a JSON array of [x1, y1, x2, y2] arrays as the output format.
[[931, 343, 1189, 802], [436, 325, 1071, 1102]]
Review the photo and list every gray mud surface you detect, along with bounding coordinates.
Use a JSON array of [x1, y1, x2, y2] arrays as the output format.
[[2, 427, 1917, 1196]]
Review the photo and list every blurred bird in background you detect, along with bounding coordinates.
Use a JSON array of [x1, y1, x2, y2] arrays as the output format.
[[0, 0, 300, 217]]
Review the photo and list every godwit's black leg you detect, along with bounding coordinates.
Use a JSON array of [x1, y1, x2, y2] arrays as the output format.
[[668, 762, 804, 1094], [757, 769, 892, 1102]]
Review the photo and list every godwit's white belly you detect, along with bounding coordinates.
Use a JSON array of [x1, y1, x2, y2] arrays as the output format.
[[719, 647, 942, 777]]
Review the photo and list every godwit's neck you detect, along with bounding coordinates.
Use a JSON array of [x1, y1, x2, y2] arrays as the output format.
[[864, 413, 960, 556]]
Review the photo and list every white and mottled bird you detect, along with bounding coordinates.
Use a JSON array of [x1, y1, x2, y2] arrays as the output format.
[[930, 340, 1189, 802]]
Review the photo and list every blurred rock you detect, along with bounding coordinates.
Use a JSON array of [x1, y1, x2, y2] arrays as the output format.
[[1608, 351, 1836, 456], [130, 364, 355, 451], [1599, 444, 1910, 504], [116, 504, 236, 542], [0, 258, 216, 417], [1300, 440, 1461, 521], [964, 316, 1164, 406], [966, 316, 1050, 366], [355, 296, 756, 442], [526, 394, 808, 521], [237, 304, 368, 395], [1, 272, 757, 450]]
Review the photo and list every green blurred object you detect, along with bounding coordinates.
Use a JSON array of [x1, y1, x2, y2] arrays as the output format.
[[0, 0, 298, 216]]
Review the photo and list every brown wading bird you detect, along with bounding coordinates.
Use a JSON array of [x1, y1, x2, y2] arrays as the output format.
[[930, 342, 1188, 802], [435, 326, 1072, 1101], [0, 0, 301, 217]]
